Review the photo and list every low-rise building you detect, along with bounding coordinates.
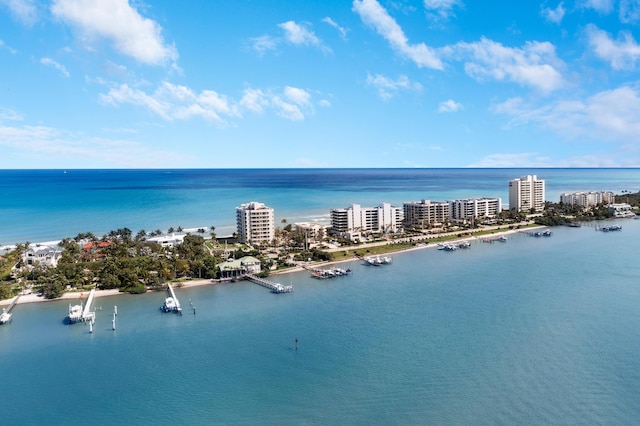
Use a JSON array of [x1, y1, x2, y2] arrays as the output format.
[[218, 256, 262, 279], [23, 245, 61, 268], [294, 222, 327, 244], [608, 203, 634, 217], [147, 233, 186, 248]]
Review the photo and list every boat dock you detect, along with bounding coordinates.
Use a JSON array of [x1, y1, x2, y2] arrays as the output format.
[[67, 288, 96, 324], [524, 229, 552, 237], [161, 284, 182, 314], [310, 267, 351, 279], [437, 241, 471, 251], [481, 235, 508, 243], [599, 224, 622, 232], [0, 294, 20, 324], [246, 274, 293, 293], [363, 255, 392, 265]]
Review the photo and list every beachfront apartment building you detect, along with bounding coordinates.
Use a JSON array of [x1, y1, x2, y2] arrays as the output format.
[[560, 191, 615, 207], [330, 203, 402, 241], [236, 201, 275, 245], [509, 175, 545, 213], [403, 200, 450, 229], [449, 197, 502, 223], [294, 222, 327, 246]]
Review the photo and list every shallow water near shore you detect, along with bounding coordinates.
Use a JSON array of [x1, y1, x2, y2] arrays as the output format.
[[2, 220, 640, 424]]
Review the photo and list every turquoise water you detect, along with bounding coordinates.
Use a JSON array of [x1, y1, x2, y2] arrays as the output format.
[[2, 220, 640, 424], [1, 168, 639, 244]]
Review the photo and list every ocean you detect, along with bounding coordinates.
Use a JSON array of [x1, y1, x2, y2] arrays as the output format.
[[1, 168, 640, 424], [1, 168, 639, 245]]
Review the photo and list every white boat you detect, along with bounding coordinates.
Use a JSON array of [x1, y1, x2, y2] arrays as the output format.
[[67, 303, 83, 323], [162, 296, 178, 312], [0, 309, 12, 324], [161, 284, 183, 314], [364, 256, 382, 266]]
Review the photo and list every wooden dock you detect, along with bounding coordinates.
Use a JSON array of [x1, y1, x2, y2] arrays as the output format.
[[246, 274, 293, 293]]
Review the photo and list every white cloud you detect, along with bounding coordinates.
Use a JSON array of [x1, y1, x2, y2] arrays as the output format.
[[438, 99, 463, 112], [278, 20, 331, 53], [541, 2, 566, 24], [100, 83, 172, 120], [472, 151, 635, 167], [271, 96, 305, 121], [494, 85, 640, 144], [101, 82, 318, 123], [249, 35, 278, 56], [423, 0, 462, 21], [40, 57, 70, 77], [586, 24, 640, 70], [284, 86, 311, 106], [470, 152, 550, 167], [239, 88, 268, 113], [0, 0, 38, 25], [0, 107, 23, 121], [578, 0, 614, 13], [446, 37, 564, 92], [0, 39, 18, 54], [353, 0, 444, 70], [322, 17, 348, 39], [0, 123, 184, 167], [366, 73, 423, 99], [250, 21, 330, 55], [620, 0, 640, 23], [51, 0, 178, 66]]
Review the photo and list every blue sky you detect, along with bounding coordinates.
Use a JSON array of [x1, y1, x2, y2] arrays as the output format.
[[1, 0, 640, 168]]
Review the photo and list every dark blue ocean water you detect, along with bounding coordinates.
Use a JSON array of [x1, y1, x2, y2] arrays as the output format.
[[1, 220, 640, 425], [1, 168, 639, 245]]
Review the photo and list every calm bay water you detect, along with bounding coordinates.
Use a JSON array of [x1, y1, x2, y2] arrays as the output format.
[[1, 221, 640, 424], [2, 169, 640, 424]]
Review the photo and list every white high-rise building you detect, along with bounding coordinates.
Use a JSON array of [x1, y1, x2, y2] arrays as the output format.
[[449, 198, 502, 222], [509, 175, 545, 213], [403, 200, 450, 229], [236, 201, 275, 245], [330, 203, 402, 241]]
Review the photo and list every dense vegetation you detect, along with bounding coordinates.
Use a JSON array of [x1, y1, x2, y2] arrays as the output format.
[[0, 229, 230, 300], [2, 192, 636, 301]]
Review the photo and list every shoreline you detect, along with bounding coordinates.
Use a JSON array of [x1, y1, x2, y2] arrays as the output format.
[[0, 226, 536, 307]]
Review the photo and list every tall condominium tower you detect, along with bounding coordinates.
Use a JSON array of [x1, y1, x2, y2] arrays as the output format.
[[236, 201, 275, 245], [508, 175, 545, 213]]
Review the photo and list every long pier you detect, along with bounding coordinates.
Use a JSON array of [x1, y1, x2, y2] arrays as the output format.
[[0, 294, 20, 324], [168, 284, 182, 312], [246, 274, 293, 293], [82, 288, 96, 323]]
